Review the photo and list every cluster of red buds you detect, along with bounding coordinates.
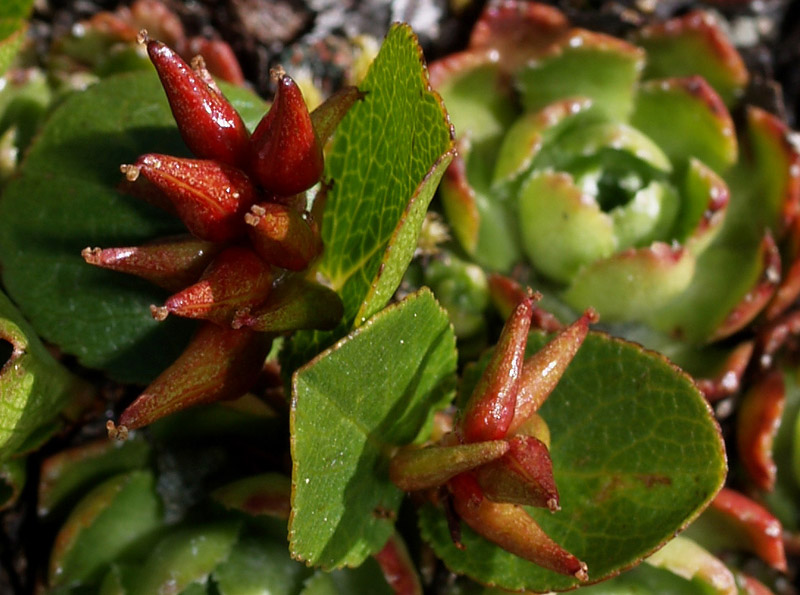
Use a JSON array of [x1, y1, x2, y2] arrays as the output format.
[[84, 32, 362, 434], [390, 293, 597, 580]]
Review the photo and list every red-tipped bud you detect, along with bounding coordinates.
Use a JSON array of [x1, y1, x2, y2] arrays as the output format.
[[152, 246, 273, 326], [82, 235, 219, 292], [184, 36, 245, 85], [310, 85, 365, 146], [449, 473, 588, 580], [128, 154, 259, 242], [249, 70, 324, 196], [231, 276, 342, 332], [508, 308, 597, 435], [245, 202, 321, 270], [145, 37, 250, 165], [474, 435, 560, 511], [118, 323, 272, 430], [460, 297, 535, 442], [390, 440, 510, 492]]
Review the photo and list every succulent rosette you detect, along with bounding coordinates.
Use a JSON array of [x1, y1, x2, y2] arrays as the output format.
[[434, 1, 800, 344]]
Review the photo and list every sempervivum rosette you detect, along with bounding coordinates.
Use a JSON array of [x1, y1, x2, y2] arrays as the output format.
[[434, 1, 800, 344]]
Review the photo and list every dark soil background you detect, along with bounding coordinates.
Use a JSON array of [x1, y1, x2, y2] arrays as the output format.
[[3, 0, 800, 593]]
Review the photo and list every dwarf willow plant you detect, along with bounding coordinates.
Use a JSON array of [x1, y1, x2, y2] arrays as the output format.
[[0, 15, 728, 595]]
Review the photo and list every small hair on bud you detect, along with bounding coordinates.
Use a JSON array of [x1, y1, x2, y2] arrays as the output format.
[[106, 420, 129, 441], [584, 307, 599, 324], [547, 497, 560, 513], [120, 164, 140, 182], [244, 204, 267, 226], [81, 247, 101, 263], [270, 65, 287, 81], [150, 305, 169, 321], [575, 563, 589, 582], [136, 29, 149, 45]]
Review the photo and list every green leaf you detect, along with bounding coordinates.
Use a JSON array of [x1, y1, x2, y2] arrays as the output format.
[[49, 470, 163, 589], [0, 12, 27, 77], [290, 289, 456, 569], [419, 331, 725, 592], [0, 71, 267, 383], [300, 558, 394, 595], [0, 457, 25, 510], [292, 24, 453, 358], [569, 562, 714, 594], [0, 291, 86, 459]]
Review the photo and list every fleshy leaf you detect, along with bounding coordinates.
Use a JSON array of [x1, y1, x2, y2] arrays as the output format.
[[48, 471, 163, 589], [564, 243, 695, 321], [0, 71, 267, 382], [630, 77, 737, 173], [515, 29, 644, 122], [133, 521, 240, 595], [284, 24, 454, 370], [645, 536, 737, 595], [634, 11, 748, 107], [38, 436, 152, 517], [518, 170, 616, 284], [290, 289, 456, 569], [419, 331, 725, 592], [0, 291, 88, 460]]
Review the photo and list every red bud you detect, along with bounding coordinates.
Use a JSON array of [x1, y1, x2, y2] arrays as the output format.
[[146, 37, 250, 166], [128, 154, 259, 242], [449, 472, 588, 580], [508, 308, 597, 435], [245, 202, 320, 271], [373, 532, 423, 595], [249, 70, 324, 196], [460, 297, 535, 442], [474, 435, 559, 511], [231, 276, 342, 332], [118, 323, 272, 430], [82, 235, 219, 292], [152, 246, 273, 325]]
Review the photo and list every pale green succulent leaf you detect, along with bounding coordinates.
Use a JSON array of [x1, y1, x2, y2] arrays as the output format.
[[564, 243, 695, 321], [519, 170, 616, 283], [611, 180, 680, 250], [630, 78, 737, 173], [677, 158, 729, 255], [645, 536, 736, 595], [492, 97, 595, 187], [516, 30, 644, 122]]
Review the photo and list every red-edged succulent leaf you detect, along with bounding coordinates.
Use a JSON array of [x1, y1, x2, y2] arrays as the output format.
[[474, 435, 559, 511], [146, 37, 250, 165], [310, 85, 366, 146], [389, 440, 510, 492], [373, 532, 423, 595], [152, 246, 273, 325], [645, 536, 737, 595], [695, 340, 754, 402], [125, 154, 260, 242], [211, 473, 292, 519], [710, 488, 787, 572], [634, 10, 748, 107], [737, 370, 785, 492], [117, 322, 271, 430], [679, 158, 730, 255], [630, 76, 737, 173], [467, 0, 569, 71], [508, 309, 596, 435], [440, 148, 480, 256], [516, 28, 644, 121], [710, 232, 781, 342], [231, 275, 342, 333], [245, 202, 320, 271], [739, 573, 776, 595], [249, 71, 324, 196], [460, 296, 534, 442], [82, 235, 219, 292], [758, 310, 800, 369], [448, 472, 588, 580]]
